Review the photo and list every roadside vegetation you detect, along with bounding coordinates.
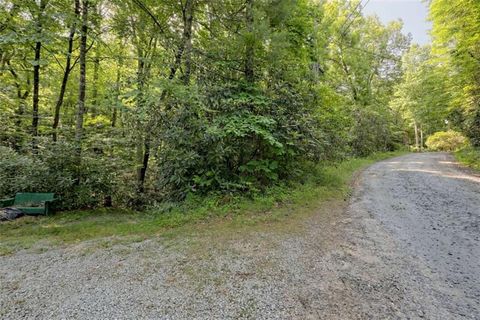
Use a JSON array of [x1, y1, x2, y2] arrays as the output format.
[[425, 131, 469, 152], [455, 147, 480, 172], [0, 151, 405, 255], [1, 0, 413, 211], [0, 0, 478, 249]]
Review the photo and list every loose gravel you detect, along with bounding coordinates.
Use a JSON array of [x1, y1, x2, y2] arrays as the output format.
[[1, 152, 479, 319]]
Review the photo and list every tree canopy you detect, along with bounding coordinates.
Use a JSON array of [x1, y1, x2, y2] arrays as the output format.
[[390, 0, 479, 149]]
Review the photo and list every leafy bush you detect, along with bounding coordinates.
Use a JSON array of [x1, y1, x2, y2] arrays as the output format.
[[455, 147, 480, 171], [155, 83, 323, 199], [0, 144, 118, 210], [425, 130, 469, 151], [0, 146, 48, 198], [349, 108, 398, 157], [464, 109, 480, 147], [35, 142, 117, 210]]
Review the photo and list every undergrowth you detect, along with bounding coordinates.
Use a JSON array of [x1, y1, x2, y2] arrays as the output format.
[[0, 151, 406, 255], [455, 147, 480, 172]]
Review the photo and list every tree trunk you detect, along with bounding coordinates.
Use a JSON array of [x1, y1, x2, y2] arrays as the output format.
[[53, 0, 80, 142], [244, 0, 254, 83], [32, 40, 41, 140], [414, 121, 419, 151], [75, 0, 88, 158], [91, 49, 100, 117], [420, 127, 424, 152], [111, 105, 118, 127], [182, 0, 194, 85], [168, 0, 195, 81], [137, 138, 150, 194], [111, 59, 121, 128], [32, 0, 48, 150], [135, 51, 146, 194], [137, 1, 196, 194]]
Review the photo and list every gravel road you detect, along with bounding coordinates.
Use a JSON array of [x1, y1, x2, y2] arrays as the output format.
[[1, 152, 479, 319]]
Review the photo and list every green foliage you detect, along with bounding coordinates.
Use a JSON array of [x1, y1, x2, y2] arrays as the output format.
[[0, 144, 118, 209], [1, 0, 412, 210], [156, 82, 321, 198], [425, 131, 469, 152], [0, 150, 406, 254], [429, 0, 480, 145], [389, 1, 480, 148], [455, 147, 480, 171], [0, 146, 46, 197], [391, 45, 451, 136], [464, 109, 480, 147]]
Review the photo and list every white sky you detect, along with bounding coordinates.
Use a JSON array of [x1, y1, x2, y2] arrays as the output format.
[[363, 0, 431, 44]]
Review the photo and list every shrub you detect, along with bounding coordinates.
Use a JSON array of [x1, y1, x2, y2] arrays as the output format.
[[0, 144, 119, 210], [425, 130, 469, 151], [455, 147, 480, 171], [0, 146, 48, 198], [34, 142, 117, 210], [155, 83, 324, 199]]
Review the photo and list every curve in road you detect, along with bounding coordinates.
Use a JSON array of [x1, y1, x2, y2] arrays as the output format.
[[351, 152, 480, 319], [1, 152, 478, 319]]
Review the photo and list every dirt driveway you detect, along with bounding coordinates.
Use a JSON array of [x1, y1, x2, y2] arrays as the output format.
[[1, 152, 479, 319]]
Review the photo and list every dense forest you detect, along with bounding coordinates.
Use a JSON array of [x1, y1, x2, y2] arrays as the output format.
[[0, 0, 478, 210]]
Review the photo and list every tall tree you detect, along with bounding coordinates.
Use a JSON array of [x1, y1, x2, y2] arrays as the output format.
[[31, 0, 48, 149], [390, 45, 451, 145], [430, 0, 480, 145], [75, 0, 89, 157], [52, 0, 80, 142], [244, 0, 254, 83]]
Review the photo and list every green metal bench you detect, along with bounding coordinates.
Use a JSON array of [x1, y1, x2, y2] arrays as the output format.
[[0, 193, 56, 215]]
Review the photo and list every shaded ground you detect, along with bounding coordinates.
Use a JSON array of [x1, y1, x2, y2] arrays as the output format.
[[1, 152, 479, 319]]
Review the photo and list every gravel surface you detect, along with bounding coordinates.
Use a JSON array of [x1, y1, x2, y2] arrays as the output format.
[[1, 152, 479, 319]]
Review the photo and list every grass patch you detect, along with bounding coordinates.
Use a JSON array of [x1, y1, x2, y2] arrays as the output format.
[[455, 147, 480, 172], [0, 151, 407, 254]]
